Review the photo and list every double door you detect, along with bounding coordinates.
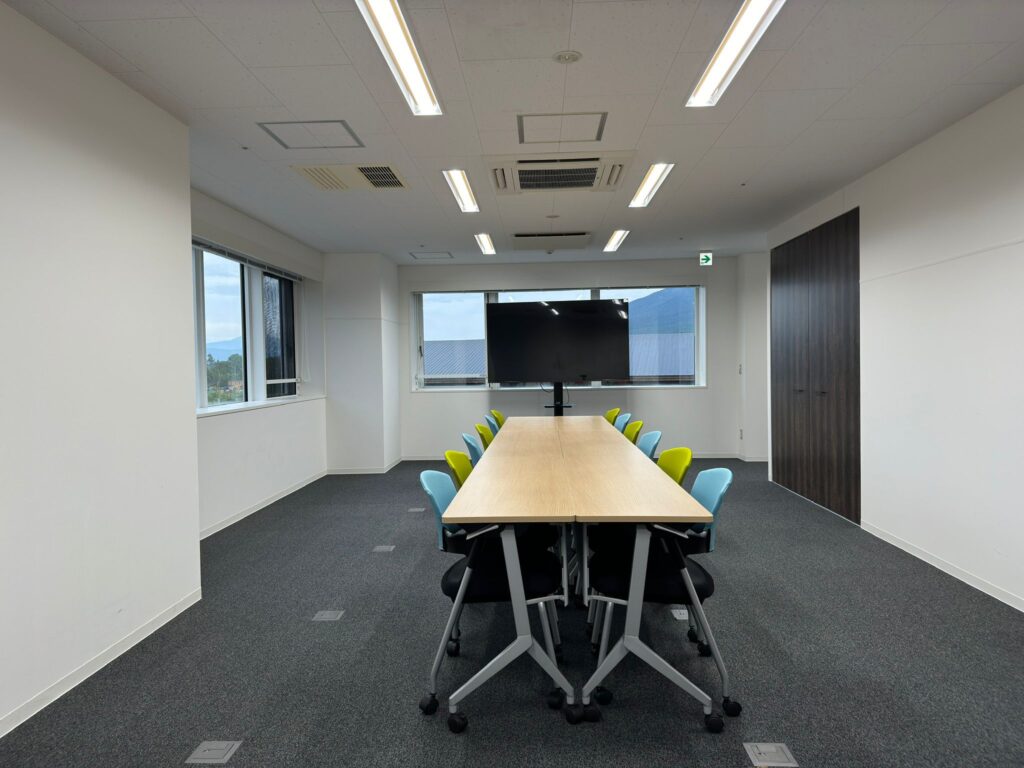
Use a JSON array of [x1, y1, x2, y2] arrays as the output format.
[[770, 209, 860, 523]]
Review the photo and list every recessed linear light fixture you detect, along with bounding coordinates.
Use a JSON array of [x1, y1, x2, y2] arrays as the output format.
[[628, 163, 674, 208], [687, 0, 788, 108], [604, 229, 630, 252], [443, 169, 479, 213], [474, 233, 495, 255], [354, 0, 442, 116]]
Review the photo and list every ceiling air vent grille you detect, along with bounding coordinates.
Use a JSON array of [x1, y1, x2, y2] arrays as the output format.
[[487, 153, 632, 194], [295, 165, 347, 191], [359, 165, 405, 188], [512, 232, 592, 251], [519, 166, 598, 190]]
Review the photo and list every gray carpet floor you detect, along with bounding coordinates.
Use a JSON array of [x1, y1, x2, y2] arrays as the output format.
[[2, 459, 1023, 767]]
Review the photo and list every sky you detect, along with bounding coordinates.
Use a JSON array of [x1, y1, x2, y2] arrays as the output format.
[[202, 252, 244, 343]]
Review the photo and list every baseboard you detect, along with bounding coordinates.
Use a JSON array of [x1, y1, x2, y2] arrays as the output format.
[[200, 470, 327, 539], [0, 587, 202, 739], [862, 523, 1024, 613], [738, 454, 769, 462], [328, 458, 401, 475]]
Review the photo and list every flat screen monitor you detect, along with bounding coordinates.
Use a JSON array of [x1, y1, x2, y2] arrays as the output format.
[[485, 299, 629, 383]]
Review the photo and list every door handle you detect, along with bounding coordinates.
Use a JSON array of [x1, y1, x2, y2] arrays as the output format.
[[793, 388, 805, 393], [815, 390, 828, 396]]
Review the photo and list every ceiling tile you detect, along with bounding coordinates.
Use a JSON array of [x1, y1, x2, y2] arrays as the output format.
[[861, 42, 1008, 88], [83, 17, 279, 108], [565, 0, 697, 97], [462, 58, 566, 132], [756, 0, 828, 50], [911, 0, 1024, 44], [406, 7, 469, 102], [520, 114, 563, 143], [562, 92, 657, 149], [185, 0, 349, 67], [46, 0, 193, 21], [761, 0, 949, 90], [116, 70, 193, 122], [823, 82, 940, 121], [959, 39, 1024, 84], [322, 10, 406, 104], [250, 65, 392, 135], [380, 99, 483, 158], [715, 88, 847, 148], [444, 0, 572, 61], [4, 0, 140, 72], [560, 112, 603, 142]]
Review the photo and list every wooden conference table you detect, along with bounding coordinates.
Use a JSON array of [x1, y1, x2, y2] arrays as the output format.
[[442, 416, 714, 718]]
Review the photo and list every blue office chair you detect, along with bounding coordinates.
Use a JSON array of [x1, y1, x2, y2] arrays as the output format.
[[420, 470, 463, 552], [685, 468, 733, 554], [462, 433, 483, 466], [484, 413, 500, 436], [636, 430, 662, 460], [613, 412, 632, 432]]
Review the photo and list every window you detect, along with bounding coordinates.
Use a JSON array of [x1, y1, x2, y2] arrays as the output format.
[[193, 243, 301, 408], [202, 252, 246, 405], [415, 286, 703, 389], [263, 274, 296, 397], [600, 287, 697, 385], [420, 292, 486, 386]]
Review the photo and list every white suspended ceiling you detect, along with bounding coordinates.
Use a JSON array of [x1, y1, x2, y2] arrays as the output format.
[[6, 0, 1024, 264]]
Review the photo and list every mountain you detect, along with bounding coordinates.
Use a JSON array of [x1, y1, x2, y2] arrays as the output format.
[[206, 336, 243, 361], [626, 288, 695, 334]]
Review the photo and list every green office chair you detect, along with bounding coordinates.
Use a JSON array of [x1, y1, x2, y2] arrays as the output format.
[[657, 446, 693, 485], [623, 420, 643, 444], [603, 407, 621, 425], [491, 409, 506, 428], [445, 450, 474, 489], [475, 423, 494, 449]]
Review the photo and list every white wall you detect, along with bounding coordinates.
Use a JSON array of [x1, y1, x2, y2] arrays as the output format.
[[769, 84, 1024, 611], [397, 256, 770, 462], [191, 190, 328, 535], [324, 253, 402, 472], [0, 4, 199, 736]]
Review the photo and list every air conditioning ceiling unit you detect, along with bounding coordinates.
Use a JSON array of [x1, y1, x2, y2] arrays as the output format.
[[489, 153, 632, 194], [512, 232, 592, 251]]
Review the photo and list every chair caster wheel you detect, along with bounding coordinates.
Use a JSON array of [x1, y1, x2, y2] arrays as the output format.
[[446, 640, 460, 657], [697, 641, 712, 657], [564, 703, 584, 724], [418, 693, 439, 715], [447, 712, 468, 733], [722, 697, 742, 717], [583, 703, 602, 722], [687, 627, 699, 643], [547, 688, 566, 710], [704, 713, 724, 733], [593, 686, 613, 705]]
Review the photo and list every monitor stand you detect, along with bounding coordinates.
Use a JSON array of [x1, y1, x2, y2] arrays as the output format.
[[544, 382, 573, 417]]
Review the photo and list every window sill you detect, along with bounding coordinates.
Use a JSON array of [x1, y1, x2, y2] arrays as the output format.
[[196, 393, 325, 419]]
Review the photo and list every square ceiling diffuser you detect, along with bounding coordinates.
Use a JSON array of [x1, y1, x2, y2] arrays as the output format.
[[258, 120, 364, 149]]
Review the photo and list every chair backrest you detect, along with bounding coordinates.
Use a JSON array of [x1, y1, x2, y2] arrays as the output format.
[[462, 432, 483, 466], [445, 450, 473, 489], [613, 412, 632, 432], [603, 407, 621, 425], [656, 446, 693, 485], [623, 420, 643, 444], [636, 430, 662, 459], [689, 468, 733, 551], [490, 409, 506, 427], [484, 413, 500, 435], [420, 470, 458, 550], [475, 423, 494, 448]]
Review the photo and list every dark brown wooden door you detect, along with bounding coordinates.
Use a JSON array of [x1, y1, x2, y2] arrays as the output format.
[[771, 209, 860, 523]]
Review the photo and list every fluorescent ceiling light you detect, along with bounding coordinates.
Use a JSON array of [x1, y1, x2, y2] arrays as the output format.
[[354, 0, 442, 116], [687, 0, 787, 108], [603, 229, 630, 252], [474, 233, 495, 255], [628, 164, 674, 208], [443, 169, 479, 213]]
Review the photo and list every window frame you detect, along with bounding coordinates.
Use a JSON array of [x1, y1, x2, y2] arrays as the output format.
[[192, 240, 303, 410], [413, 285, 706, 391]]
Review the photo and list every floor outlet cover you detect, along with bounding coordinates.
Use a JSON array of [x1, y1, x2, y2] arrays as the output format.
[[185, 741, 242, 764], [744, 743, 798, 767]]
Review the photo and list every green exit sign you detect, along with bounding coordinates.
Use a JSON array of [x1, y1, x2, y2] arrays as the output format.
[[699, 252, 713, 266]]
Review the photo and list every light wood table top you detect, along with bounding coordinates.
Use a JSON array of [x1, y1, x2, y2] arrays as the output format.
[[442, 416, 713, 526]]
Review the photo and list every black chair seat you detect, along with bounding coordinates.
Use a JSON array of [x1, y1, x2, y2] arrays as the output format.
[[445, 523, 558, 555], [588, 524, 708, 556], [442, 548, 562, 604], [589, 545, 714, 605]]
